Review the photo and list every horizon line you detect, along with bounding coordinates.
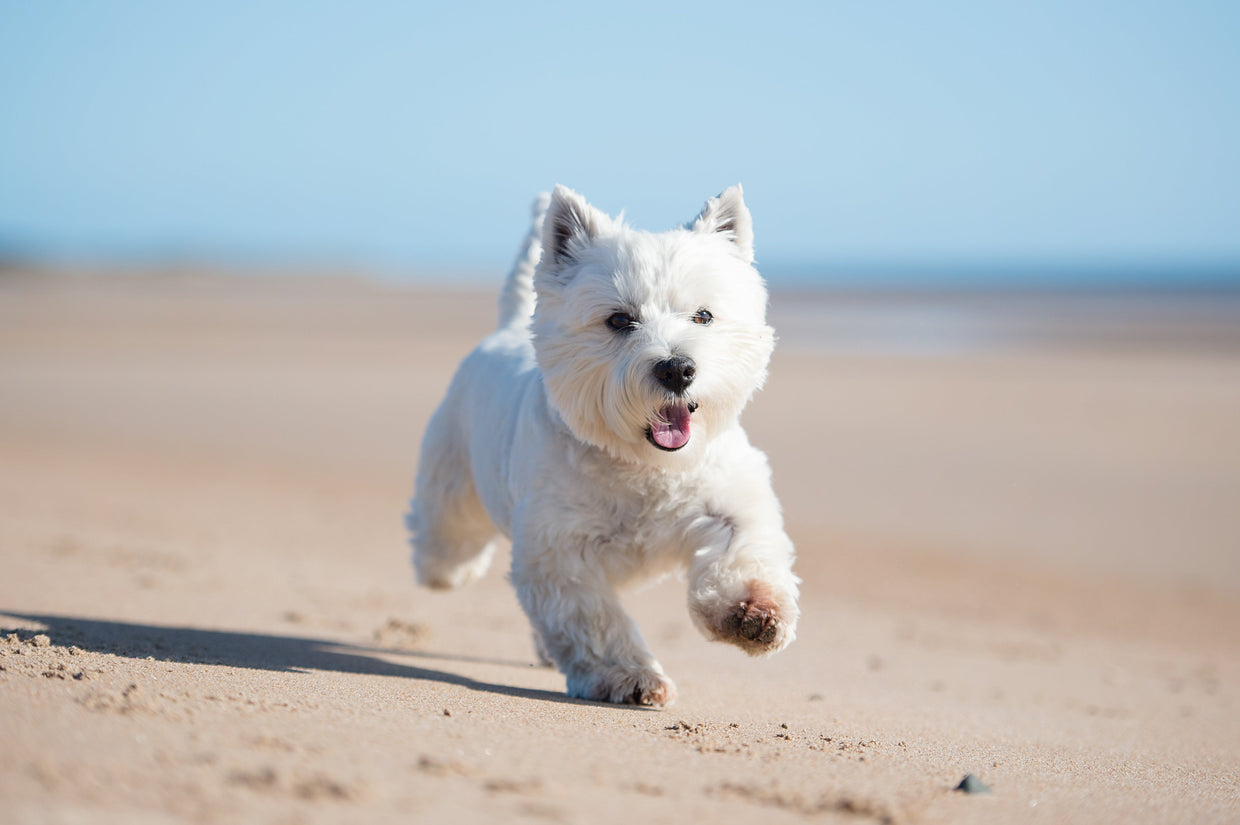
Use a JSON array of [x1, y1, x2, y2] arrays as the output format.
[[3, 246, 1239, 290]]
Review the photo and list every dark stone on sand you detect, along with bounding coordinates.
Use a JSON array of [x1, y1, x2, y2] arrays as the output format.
[[955, 774, 992, 794]]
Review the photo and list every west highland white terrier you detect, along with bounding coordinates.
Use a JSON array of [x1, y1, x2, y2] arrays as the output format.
[[407, 185, 800, 706]]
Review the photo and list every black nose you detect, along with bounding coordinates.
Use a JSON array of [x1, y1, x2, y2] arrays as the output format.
[[653, 356, 696, 394]]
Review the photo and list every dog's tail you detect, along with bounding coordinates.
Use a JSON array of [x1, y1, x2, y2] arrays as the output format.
[[497, 192, 551, 329]]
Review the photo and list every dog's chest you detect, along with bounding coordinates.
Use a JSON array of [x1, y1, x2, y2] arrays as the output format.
[[548, 456, 709, 569]]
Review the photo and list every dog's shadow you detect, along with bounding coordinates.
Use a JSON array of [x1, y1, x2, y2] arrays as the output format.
[[0, 611, 614, 709]]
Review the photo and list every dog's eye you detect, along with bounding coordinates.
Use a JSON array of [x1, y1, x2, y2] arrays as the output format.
[[607, 312, 636, 333], [692, 309, 713, 326]]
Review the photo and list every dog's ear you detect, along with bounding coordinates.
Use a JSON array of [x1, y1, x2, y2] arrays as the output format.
[[541, 184, 608, 272], [691, 184, 754, 263]]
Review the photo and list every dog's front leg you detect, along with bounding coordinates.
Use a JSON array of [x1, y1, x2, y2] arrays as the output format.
[[685, 510, 801, 656], [511, 550, 675, 706]]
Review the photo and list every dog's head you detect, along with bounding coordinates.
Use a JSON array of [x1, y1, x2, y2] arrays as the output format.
[[531, 185, 774, 468]]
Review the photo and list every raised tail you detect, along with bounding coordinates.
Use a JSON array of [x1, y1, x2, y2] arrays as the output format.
[[496, 192, 551, 329]]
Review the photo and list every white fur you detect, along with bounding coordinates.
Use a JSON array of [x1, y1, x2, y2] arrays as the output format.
[[407, 185, 800, 706]]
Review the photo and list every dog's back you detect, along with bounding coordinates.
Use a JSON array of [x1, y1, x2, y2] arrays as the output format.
[[407, 196, 552, 589]]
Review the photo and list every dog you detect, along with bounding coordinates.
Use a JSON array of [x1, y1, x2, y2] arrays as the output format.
[[407, 185, 800, 706]]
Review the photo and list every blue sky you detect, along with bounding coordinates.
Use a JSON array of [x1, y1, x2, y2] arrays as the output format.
[[1, 1, 1238, 283]]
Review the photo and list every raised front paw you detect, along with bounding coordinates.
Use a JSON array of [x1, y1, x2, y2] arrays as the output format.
[[694, 580, 798, 656], [567, 665, 677, 707]]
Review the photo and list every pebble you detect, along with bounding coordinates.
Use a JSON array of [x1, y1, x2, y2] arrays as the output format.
[[955, 774, 992, 794]]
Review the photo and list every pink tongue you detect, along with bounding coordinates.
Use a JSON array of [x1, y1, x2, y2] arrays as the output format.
[[651, 403, 691, 450]]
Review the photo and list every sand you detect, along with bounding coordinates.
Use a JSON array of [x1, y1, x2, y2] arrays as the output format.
[[1, 271, 1237, 824]]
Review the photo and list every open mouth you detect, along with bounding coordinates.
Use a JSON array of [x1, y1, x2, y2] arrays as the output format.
[[645, 401, 698, 452]]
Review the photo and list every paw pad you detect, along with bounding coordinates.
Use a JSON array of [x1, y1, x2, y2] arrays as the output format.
[[704, 579, 794, 654], [723, 595, 780, 645]]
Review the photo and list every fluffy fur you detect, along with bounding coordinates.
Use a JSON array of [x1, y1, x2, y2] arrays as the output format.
[[407, 185, 800, 706]]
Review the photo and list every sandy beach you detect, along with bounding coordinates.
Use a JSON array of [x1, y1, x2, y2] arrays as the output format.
[[2, 271, 1238, 824]]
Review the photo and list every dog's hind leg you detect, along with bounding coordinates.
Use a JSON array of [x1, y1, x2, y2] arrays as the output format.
[[407, 411, 501, 590]]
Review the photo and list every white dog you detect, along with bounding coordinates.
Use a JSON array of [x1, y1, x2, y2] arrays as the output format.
[[407, 185, 800, 706]]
